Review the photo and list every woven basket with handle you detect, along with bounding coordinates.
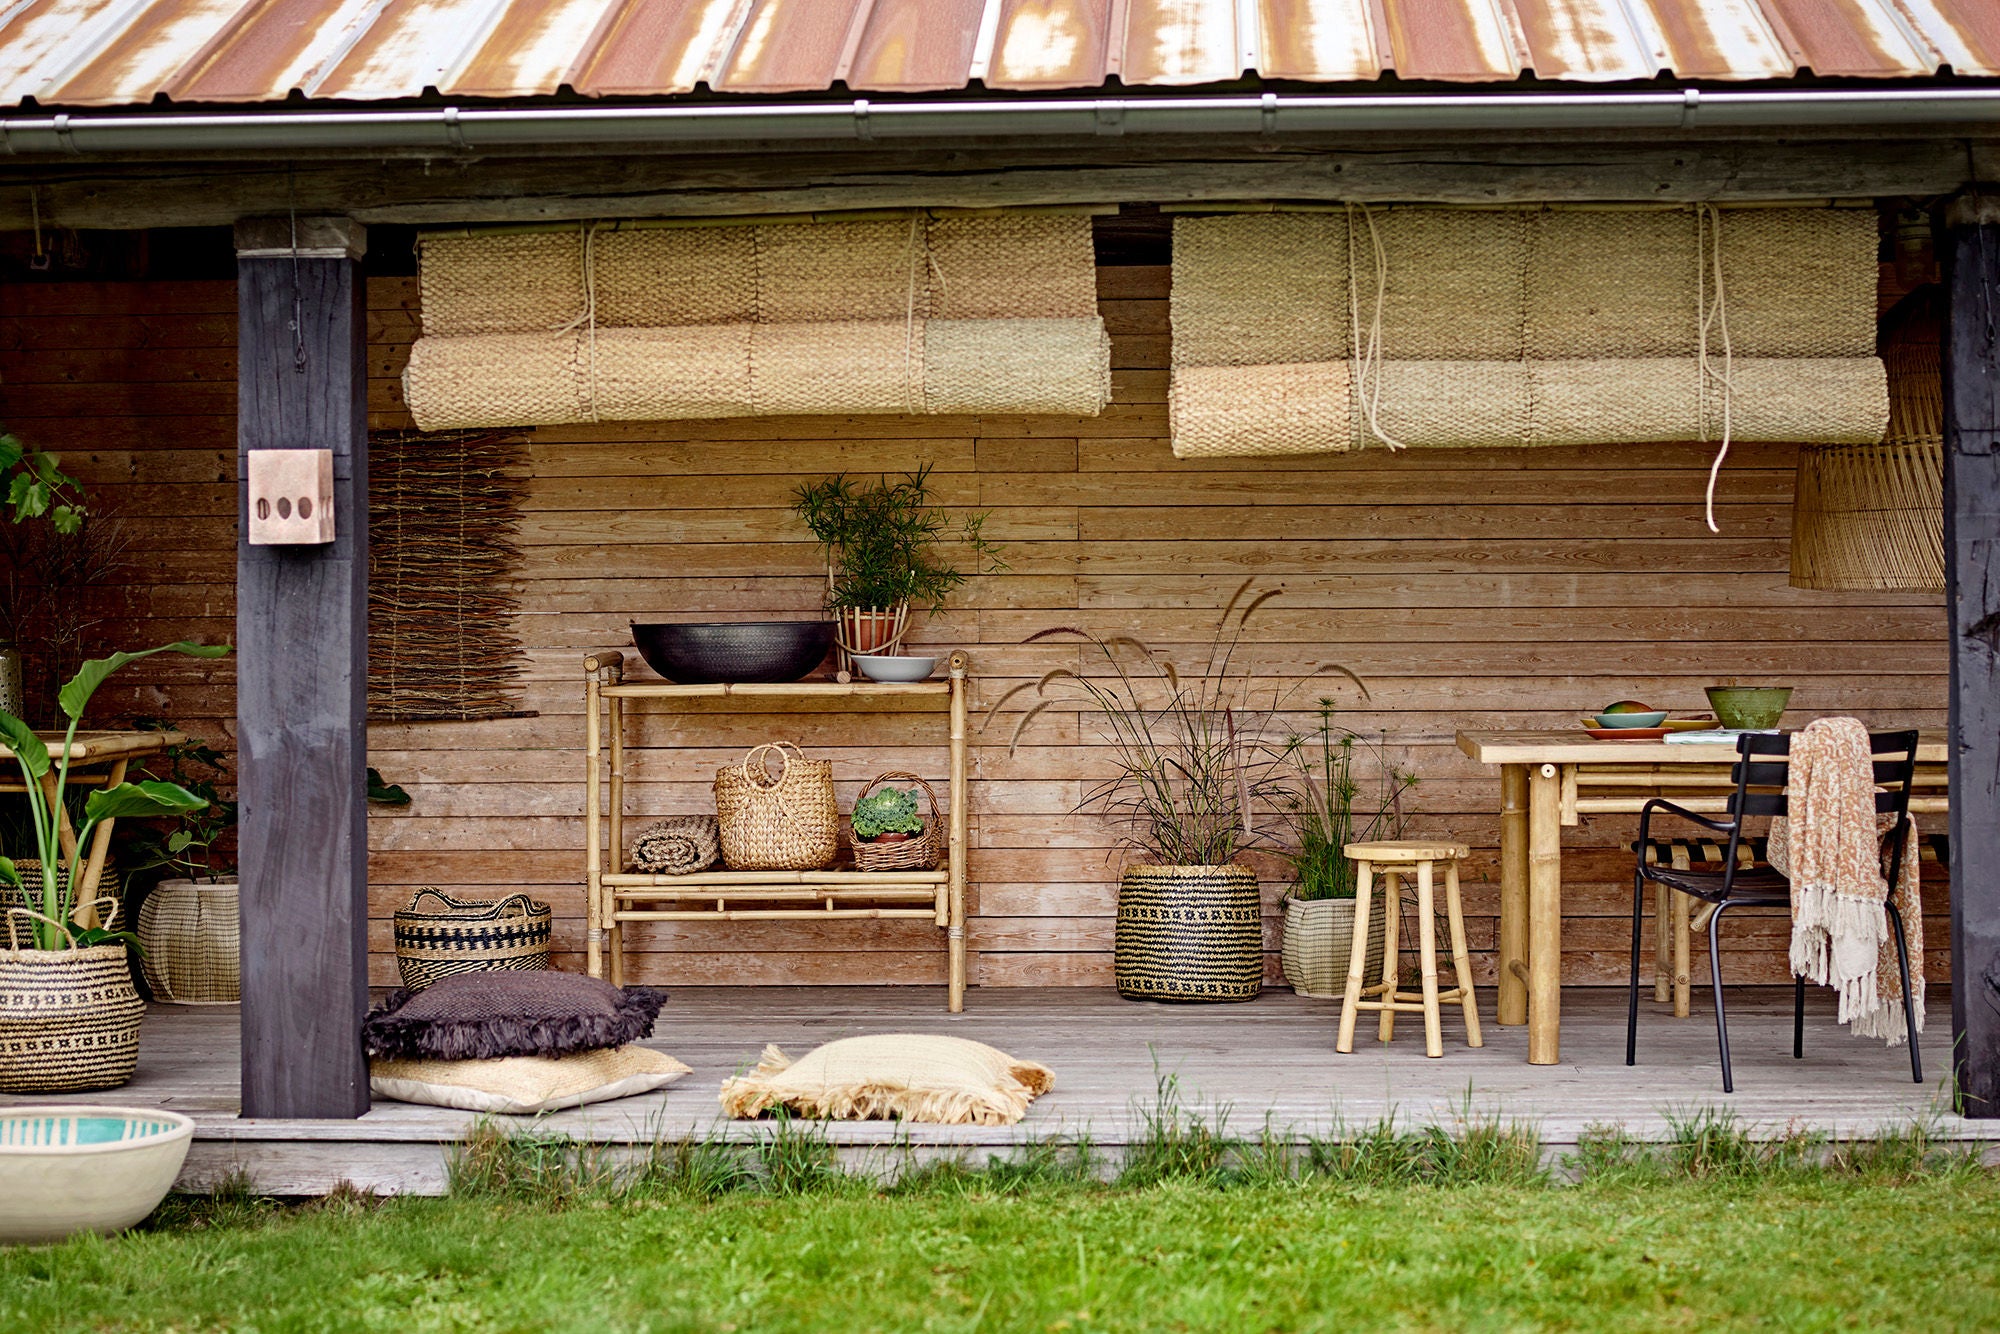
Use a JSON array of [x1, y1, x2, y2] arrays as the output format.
[[0, 897, 144, 1093], [849, 771, 943, 872], [714, 742, 839, 871], [393, 888, 552, 991]]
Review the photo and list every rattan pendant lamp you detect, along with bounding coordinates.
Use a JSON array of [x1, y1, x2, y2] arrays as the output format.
[[1790, 289, 1945, 591]]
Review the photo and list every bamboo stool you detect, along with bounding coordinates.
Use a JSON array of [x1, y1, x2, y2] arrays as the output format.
[[1335, 840, 1483, 1059]]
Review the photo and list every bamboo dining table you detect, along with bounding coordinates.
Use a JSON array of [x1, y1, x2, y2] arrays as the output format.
[[1455, 728, 1948, 1065], [0, 729, 185, 926]]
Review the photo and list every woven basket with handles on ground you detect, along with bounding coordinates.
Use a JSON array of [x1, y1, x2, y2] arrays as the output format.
[[714, 742, 838, 871], [0, 895, 144, 1093], [394, 888, 552, 991], [849, 771, 943, 872]]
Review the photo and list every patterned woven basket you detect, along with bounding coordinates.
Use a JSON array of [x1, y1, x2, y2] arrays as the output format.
[[138, 879, 240, 1004], [0, 900, 144, 1094], [394, 889, 553, 991], [1114, 864, 1264, 1003], [714, 743, 839, 871], [849, 771, 942, 872]]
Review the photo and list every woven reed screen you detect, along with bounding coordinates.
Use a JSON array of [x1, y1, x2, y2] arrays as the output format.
[[1168, 206, 1888, 458], [368, 429, 531, 722], [404, 214, 1110, 430]]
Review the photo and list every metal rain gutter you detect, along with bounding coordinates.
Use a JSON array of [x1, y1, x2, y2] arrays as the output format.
[[7, 88, 2000, 156]]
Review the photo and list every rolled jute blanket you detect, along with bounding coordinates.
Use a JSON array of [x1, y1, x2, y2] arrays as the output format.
[[629, 816, 722, 875], [1170, 361, 1354, 458]]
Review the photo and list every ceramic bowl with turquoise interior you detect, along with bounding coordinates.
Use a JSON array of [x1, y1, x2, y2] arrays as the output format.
[[1591, 710, 1668, 729], [0, 1106, 194, 1244]]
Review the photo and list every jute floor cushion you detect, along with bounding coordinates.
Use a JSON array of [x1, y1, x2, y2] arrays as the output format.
[[372, 1046, 691, 1115], [362, 972, 666, 1061], [719, 1034, 1054, 1126]]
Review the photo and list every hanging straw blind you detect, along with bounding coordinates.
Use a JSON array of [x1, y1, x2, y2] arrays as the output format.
[[1790, 293, 1946, 592], [1167, 205, 1888, 459], [368, 429, 532, 722], [404, 213, 1110, 430]]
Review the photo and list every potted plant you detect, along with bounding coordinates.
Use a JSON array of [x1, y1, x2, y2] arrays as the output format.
[[791, 464, 1005, 671], [0, 641, 230, 1091], [996, 583, 1350, 1003], [848, 773, 942, 871], [121, 722, 240, 1004], [1276, 701, 1418, 998], [0, 428, 86, 719]]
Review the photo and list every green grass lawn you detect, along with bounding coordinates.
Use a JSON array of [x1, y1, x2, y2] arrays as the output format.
[[7, 1171, 2000, 1333]]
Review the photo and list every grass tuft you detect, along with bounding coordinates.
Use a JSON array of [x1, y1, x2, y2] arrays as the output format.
[[1117, 1070, 1237, 1187], [447, 1119, 617, 1204]]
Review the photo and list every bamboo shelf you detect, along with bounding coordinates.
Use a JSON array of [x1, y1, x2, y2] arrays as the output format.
[[581, 648, 972, 1011]]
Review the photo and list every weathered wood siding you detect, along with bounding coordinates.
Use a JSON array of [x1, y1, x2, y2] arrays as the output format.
[[0, 265, 1951, 989]]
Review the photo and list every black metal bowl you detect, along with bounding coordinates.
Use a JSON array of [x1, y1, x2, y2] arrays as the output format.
[[630, 621, 833, 685]]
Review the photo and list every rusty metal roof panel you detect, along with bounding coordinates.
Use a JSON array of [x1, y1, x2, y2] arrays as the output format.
[[3, 0, 1991, 111]]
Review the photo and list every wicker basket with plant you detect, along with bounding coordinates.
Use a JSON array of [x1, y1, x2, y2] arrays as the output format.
[[849, 773, 941, 871]]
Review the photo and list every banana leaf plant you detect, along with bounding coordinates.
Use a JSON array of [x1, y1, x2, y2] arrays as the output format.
[[0, 641, 232, 951]]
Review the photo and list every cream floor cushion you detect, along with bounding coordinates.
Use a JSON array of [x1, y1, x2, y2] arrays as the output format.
[[372, 1044, 690, 1115], [719, 1034, 1054, 1126]]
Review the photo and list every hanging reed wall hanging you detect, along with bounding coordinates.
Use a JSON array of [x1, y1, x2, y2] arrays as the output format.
[[368, 429, 532, 722]]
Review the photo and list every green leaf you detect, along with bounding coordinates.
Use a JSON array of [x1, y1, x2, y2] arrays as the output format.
[[166, 830, 193, 853], [29, 450, 61, 485], [59, 642, 232, 723], [367, 768, 411, 805], [70, 927, 141, 954], [0, 711, 50, 781], [0, 434, 20, 471], [7, 473, 44, 522], [84, 779, 209, 825], [0, 857, 18, 891], [49, 505, 82, 535]]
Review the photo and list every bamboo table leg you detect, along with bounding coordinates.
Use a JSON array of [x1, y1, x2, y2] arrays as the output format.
[[1335, 859, 1374, 1053], [947, 654, 970, 1013], [607, 691, 626, 990], [1527, 762, 1564, 1065], [75, 758, 127, 929], [1653, 882, 1672, 1004], [1496, 764, 1529, 1026]]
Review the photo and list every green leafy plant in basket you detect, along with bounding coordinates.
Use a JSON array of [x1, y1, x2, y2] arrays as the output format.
[[0, 642, 232, 951], [852, 786, 924, 842], [1278, 700, 1419, 902]]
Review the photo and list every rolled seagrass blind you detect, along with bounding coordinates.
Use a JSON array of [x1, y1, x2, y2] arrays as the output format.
[[403, 212, 1111, 429], [1790, 291, 1946, 592], [368, 429, 531, 722], [1168, 205, 1888, 460]]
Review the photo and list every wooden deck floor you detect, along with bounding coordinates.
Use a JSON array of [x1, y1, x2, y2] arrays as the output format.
[[6, 987, 1976, 1195]]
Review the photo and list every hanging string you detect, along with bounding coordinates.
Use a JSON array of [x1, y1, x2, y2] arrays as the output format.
[[901, 212, 926, 415], [1346, 202, 1406, 451], [1696, 203, 1735, 534], [287, 166, 308, 374], [556, 222, 602, 422], [28, 188, 48, 272]]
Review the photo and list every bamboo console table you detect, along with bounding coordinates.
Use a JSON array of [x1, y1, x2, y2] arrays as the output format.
[[582, 650, 971, 1011], [1, 729, 184, 927]]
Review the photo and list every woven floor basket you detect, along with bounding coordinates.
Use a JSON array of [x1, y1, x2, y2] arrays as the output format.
[[1114, 864, 1264, 1003], [138, 879, 240, 1004], [394, 889, 552, 991], [849, 771, 943, 872], [1279, 895, 1388, 999], [715, 743, 839, 871], [0, 942, 144, 1094]]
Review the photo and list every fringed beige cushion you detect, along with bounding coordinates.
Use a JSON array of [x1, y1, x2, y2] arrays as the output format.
[[371, 1045, 690, 1115], [719, 1035, 1053, 1125]]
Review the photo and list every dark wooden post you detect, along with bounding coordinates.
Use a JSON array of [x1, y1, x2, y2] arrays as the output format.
[[1943, 195, 2000, 1117], [235, 217, 371, 1119]]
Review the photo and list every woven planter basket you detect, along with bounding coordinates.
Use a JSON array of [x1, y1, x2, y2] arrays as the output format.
[[715, 743, 839, 871], [849, 772, 943, 872], [393, 889, 552, 991], [1279, 895, 1388, 1000], [138, 878, 240, 1005], [0, 891, 143, 1093], [1114, 864, 1264, 1003]]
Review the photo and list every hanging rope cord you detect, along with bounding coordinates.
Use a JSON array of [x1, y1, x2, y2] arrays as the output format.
[[1346, 203, 1406, 452], [1696, 204, 1736, 534], [556, 221, 603, 423]]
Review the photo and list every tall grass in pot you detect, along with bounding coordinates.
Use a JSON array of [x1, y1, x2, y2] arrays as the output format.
[[1277, 703, 1418, 998]]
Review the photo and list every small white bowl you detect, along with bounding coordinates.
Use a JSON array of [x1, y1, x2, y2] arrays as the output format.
[[852, 654, 937, 683], [0, 1106, 193, 1244]]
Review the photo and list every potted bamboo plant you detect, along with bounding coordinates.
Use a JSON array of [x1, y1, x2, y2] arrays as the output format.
[[997, 583, 1349, 1003], [1277, 703, 1418, 998], [791, 464, 1004, 672], [0, 642, 230, 1091]]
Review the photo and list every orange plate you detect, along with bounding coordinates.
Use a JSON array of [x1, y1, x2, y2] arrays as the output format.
[[1582, 726, 1670, 740]]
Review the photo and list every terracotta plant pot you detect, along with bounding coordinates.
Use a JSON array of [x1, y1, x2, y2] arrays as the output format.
[[1114, 864, 1263, 1003], [1279, 895, 1388, 999], [839, 605, 908, 655]]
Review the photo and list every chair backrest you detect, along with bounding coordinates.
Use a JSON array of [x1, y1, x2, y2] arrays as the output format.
[[1727, 728, 1921, 885]]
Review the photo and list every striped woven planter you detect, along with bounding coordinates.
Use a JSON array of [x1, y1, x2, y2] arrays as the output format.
[[1280, 895, 1388, 1000], [0, 944, 145, 1093], [1114, 864, 1263, 1003]]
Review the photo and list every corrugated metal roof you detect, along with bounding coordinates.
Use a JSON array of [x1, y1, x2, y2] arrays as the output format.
[[3, 0, 1995, 111]]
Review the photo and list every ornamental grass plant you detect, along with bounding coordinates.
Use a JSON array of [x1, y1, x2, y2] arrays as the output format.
[[1278, 701, 1419, 901]]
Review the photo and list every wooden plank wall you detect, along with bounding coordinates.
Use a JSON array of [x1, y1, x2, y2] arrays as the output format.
[[0, 263, 1951, 991]]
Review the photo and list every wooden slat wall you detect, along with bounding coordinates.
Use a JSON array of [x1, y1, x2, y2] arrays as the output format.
[[0, 266, 1951, 990]]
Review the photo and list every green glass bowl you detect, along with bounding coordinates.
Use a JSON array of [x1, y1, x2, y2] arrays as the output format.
[[1705, 686, 1794, 730]]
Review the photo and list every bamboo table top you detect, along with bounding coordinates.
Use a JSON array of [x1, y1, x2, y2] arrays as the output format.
[[1457, 728, 1948, 766], [0, 729, 185, 764]]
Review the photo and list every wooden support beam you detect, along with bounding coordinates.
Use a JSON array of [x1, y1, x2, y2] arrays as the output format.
[[1944, 194, 2000, 1119], [235, 215, 371, 1120]]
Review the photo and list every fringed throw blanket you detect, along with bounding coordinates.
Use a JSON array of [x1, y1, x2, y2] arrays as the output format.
[[720, 1035, 1054, 1125], [1767, 717, 1923, 1044]]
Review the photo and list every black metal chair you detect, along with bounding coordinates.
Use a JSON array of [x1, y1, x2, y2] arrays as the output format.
[[1625, 729, 1922, 1093]]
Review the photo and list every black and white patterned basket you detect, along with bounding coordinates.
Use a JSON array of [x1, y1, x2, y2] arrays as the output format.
[[393, 889, 552, 991]]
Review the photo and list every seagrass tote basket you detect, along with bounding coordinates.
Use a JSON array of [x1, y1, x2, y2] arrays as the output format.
[[1114, 864, 1264, 1003], [848, 771, 943, 872], [0, 893, 144, 1094], [714, 742, 839, 871], [393, 888, 553, 991]]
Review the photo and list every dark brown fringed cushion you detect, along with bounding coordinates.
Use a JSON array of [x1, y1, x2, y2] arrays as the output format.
[[362, 972, 666, 1062]]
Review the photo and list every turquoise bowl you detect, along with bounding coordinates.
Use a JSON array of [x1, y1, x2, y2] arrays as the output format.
[[1591, 711, 1667, 729]]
